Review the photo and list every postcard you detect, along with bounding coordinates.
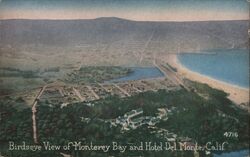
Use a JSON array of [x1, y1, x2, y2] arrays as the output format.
[[0, 0, 249, 157]]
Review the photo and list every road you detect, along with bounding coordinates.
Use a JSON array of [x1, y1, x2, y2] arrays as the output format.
[[139, 30, 155, 63], [31, 85, 47, 144], [73, 87, 85, 102], [86, 85, 100, 99], [60, 153, 72, 157], [154, 61, 190, 91], [113, 84, 131, 97]]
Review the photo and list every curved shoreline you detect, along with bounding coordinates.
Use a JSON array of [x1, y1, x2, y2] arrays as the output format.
[[163, 54, 249, 104], [177, 55, 249, 91]]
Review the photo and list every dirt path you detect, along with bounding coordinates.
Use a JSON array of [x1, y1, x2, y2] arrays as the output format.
[[31, 85, 47, 143]]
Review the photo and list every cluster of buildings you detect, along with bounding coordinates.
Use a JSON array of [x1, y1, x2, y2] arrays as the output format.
[[24, 77, 180, 107], [110, 107, 171, 131], [108, 106, 194, 145], [149, 127, 177, 142], [39, 86, 79, 105]]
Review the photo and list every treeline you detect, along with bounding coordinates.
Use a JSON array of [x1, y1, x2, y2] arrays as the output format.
[[0, 66, 61, 78], [0, 67, 40, 78], [66, 66, 132, 83]]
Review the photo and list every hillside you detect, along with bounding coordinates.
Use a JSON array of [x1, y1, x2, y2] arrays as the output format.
[[0, 18, 248, 50]]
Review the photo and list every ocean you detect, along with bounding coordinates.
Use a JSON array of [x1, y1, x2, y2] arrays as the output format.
[[178, 49, 249, 88]]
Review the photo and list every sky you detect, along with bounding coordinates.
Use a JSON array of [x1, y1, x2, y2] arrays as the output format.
[[0, 0, 249, 21]]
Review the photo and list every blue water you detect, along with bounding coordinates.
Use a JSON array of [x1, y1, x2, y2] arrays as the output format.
[[106, 67, 164, 83], [213, 149, 249, 157], [178, 49, 249, 88]]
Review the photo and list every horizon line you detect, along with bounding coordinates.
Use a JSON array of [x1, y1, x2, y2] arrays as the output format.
[[0, 16, 248, 22]]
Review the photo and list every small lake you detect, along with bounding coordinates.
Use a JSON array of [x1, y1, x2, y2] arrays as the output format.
[[178, 49, 249, 88], [213, 149, 249, 157], [106, 67, 164, 83]]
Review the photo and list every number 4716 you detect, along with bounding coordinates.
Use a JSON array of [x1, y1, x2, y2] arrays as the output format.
[[223, 132, 238, 138]]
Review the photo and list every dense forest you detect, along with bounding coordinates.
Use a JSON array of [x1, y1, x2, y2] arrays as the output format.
[[0, 81, 249, 157]]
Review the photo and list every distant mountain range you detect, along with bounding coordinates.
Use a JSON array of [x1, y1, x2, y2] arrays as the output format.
[[0, 17, 248, 51]]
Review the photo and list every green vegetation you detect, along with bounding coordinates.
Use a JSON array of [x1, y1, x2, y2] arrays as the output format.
[[0, 97, 33, 156], [0, 68, 40, 78], [0, 66, 62, 95], [65, 66, 132, 84], [0, 81, 249, 157], [44, 67, 60, 72]]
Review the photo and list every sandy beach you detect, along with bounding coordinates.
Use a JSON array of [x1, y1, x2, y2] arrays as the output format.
[[162, 54, 249, 105]]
